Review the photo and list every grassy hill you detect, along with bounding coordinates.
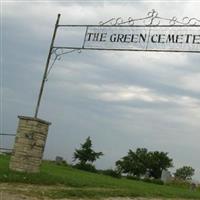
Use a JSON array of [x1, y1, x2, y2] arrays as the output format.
[[0, 154, 200, 199]]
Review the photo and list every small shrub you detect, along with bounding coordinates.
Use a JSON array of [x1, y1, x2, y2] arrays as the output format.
[[127, 176, 140, 181], [166, 178, 191, 188], [142, 178, 164, 185], [56, 160, 68, 166], [99, 169, 121, 178], [2, 152, 12, 156], [73, 163, 97, 173]]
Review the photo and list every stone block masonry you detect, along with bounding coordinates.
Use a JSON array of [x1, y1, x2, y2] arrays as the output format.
[[9, 116, 51, 173]]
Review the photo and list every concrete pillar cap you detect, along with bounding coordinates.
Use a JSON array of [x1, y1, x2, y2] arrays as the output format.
[[18, 116, 51, 125]]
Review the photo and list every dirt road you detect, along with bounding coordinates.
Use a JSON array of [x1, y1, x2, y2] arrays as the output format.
[[0, 183, 193, 200]]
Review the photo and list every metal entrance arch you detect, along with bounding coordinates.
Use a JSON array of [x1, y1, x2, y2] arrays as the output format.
[[34, 9, 200, 118]]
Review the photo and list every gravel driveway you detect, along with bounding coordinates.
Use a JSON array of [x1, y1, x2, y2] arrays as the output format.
[[0, 183, 194, 200]]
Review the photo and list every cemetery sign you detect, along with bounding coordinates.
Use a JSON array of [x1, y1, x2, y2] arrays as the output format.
[[83, 26, 200, 52]]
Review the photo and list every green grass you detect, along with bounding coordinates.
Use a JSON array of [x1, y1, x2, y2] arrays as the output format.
[[0, 154, 200, 199]]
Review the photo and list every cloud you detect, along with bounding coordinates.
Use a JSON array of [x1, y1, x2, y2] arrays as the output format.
[[82, 83, 168, 102], [179, 73, 200, 92]]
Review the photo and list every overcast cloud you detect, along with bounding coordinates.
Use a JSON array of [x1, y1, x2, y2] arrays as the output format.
[[1, 1, 200, 180]]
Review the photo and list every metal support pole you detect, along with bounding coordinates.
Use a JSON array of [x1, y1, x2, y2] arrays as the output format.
[[34, 14, 61, 118]]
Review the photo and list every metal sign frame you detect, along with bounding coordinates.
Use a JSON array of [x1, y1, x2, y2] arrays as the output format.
[[34, 10, 200, 118], [53, 25, 200, 54]]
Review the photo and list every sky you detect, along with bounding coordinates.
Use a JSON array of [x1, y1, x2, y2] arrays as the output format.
[[1, 0, 200, 180]]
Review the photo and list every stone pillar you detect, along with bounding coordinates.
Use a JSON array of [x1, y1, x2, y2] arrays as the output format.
[[9, 116, 51, 173]]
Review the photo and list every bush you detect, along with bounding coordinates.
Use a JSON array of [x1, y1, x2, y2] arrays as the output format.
[[0, 152, 12, 156], [142, 178, 164, 185], [126, 176, 164, 185], [73, 163, 97, 173], [99, 169, 121, 178], [56, 160, 68, 166], [127, 176, 140, 181], [166, 179, 191, 188]]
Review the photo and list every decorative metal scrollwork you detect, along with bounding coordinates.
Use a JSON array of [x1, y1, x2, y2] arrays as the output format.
[[45, 48, 81, 81], [99, 9, 200, 26]]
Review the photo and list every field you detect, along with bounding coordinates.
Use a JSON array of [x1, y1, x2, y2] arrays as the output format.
[[0, 154, 200, 199]]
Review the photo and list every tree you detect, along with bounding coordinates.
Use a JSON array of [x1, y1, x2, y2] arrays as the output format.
[[116, 148, 173, 179], [174, 166, 195, 180], [116, 148, 149, 177], [73, 137, 103, 165], [147, 151, 173, 179]]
